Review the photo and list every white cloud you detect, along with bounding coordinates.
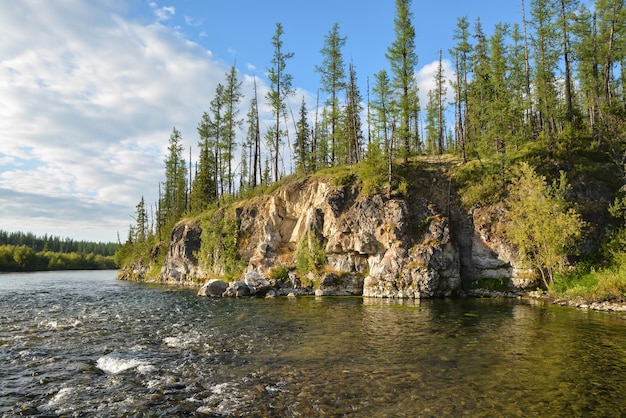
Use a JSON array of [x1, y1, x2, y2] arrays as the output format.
[[0, 1, 232, 241], [185, 16, 203, 27], [153, 5, 175, 22], [414, 58, 456, 107]]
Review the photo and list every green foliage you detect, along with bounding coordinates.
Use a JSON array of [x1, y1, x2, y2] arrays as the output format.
[[552, 262, 626, 303], [197, 208, 245, 279], [454, 160, 507, 207], [0, 244, 117, 272], [0, 229, 119, 256], [506, 162, 585, 286], [267, 265, 291, 281], [294, 231, 327, 275], [354, 143, 389, 195]]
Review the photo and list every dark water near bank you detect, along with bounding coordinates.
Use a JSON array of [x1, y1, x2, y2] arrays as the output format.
[[1, 271, 625, 417]]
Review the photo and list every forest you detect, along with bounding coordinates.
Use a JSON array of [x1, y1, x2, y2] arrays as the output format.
[[0, 230, 119, 272], [118, 0, 626, 302]]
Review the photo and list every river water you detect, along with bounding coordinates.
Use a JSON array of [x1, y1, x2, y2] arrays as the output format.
[[1, 270, 625, 417]]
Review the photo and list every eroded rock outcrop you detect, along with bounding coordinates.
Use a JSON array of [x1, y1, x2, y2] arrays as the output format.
[[155, 174, 530, 298], [159, 220, 204, 285]]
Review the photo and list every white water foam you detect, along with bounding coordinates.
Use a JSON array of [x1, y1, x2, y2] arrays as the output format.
[[96, 354, 150, 374]]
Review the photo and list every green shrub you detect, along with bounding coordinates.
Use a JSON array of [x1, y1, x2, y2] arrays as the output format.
[[268, 265, 291, 281], [294, 231, 326, 275]]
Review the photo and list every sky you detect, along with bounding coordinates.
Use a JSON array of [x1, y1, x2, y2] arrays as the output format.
[[0, 0, 526, 243]]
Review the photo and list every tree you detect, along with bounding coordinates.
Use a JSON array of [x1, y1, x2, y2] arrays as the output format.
[[191, 112, 217, 211], [242, 94, 259, 189], [467, 17, 491, 155], [386, 0, 418, 163], [508, 22, 532, 149], [435, 49, 446, 154], [160, 127, 187, 227], [209, 83, 225, 197], [316, 22, 347, 166], [266, 22, 295, 182], [487, 22, 511, 156], [450, 15, 472, 162], [424, 89, 439, 154], [294, 97, 311, 174], [222, 65, 243, 194], [530, 0, 560, 140], [134, 196, 148, 243], [558, 0, 580, 123], [343, 62, 364, 165], [506, 162, 584, 287], [371, 69, 394, 187]]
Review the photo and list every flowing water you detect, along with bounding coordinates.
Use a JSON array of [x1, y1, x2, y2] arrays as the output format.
[[1, 270, 625, 417]]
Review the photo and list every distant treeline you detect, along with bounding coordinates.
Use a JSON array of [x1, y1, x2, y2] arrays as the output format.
[[0, 245, 117, 272], [0, 230, 119, 272], [0, 230, 119, 256]]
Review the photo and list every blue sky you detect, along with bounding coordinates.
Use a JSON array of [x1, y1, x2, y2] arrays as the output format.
[[0, 0, 536, 242]]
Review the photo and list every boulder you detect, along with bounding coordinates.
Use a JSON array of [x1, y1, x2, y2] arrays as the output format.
[[243, 271, 272, 296], [315, 273, 364, 296], [197, 279, 228, 297], [223, 281, 252, 297]]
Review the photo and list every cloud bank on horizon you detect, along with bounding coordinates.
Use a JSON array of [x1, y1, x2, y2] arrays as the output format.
[[0, 0, 453, 242]]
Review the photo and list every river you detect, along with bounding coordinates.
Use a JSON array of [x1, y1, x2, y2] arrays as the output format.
[[0, 270, 625, 417]]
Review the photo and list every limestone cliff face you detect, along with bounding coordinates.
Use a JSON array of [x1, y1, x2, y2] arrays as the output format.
[[159, 220, 204, 285], [157, 176, 532, 297]]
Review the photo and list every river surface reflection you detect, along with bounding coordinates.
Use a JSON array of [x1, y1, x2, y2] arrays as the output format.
[[1, 270, 625, 416]]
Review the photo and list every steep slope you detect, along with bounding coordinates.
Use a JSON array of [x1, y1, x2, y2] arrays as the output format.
[[135, 161, 535, 298]]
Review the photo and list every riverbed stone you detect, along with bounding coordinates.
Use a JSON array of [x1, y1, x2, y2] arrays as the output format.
[[223, 281, 252, 297], [243, 271, 272, 296], [197, 279, 228, 297]]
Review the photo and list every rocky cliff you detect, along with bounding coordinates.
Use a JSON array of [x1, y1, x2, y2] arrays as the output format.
[[139, 164, 534, 298]]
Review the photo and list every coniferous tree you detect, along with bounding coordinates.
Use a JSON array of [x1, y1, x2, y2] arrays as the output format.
[[343, 62, 364, 165], [424, 89, 440, 154], [316, 22, 347, 166], [266, 22, 295, 182], [243, 94, 260, 188], [450, 15, 472, 162], [435, 49, 447, 155], [209, 83, 225, 197], [386, 0, 418, 163], [371, 69, 393, 158], [559, 0, 580, 124], [487, 22, 511, 156], [294, 97, 311, 174], [530, 0, 560, 140], [508, 22, 532, 149], [191, 112, 216, 211], [161, 127, 187, 227], [468, 17, 491, 155], [134, 196, 148, 243], [222, 65, 243, 194]]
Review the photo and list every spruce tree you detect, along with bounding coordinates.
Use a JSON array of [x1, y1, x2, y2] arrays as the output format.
[[161, 127, 187, 227], [386, 0, 418, 163], [191, 112, 216, 211], [266, 22, 295, 182], [316, 22, 347, 166], [222, 65, 243, 195], [343, 62, 364, 165], [294, 97, 311, 174]]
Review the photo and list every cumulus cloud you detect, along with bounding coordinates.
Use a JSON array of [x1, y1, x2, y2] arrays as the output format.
[[152, 5, 176, 22], [0, 1, 231, 241], [414, 58, 456, 106]]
